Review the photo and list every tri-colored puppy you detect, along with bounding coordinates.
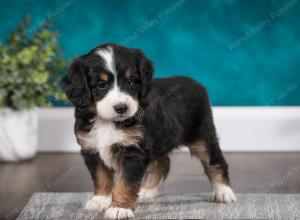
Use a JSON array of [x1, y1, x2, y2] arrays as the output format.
[[62, 43, 236, 219]]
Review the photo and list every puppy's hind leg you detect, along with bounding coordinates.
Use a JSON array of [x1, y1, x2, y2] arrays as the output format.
[[139, 156, 170, 201], [188, 138, 236, 203]]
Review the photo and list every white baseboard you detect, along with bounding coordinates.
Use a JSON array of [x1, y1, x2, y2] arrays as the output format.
[[38, 107, 300, 152]]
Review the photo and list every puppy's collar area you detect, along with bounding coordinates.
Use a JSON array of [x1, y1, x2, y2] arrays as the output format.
[[114, 117, 138, 128]]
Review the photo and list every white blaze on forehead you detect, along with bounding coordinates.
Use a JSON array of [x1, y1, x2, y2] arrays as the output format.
[[96, 47, 117, 75]]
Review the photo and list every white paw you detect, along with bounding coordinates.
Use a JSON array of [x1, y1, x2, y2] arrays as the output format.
[[104, 207, 134, 220], [212, 184, 237, 203], [138, 187, 158, 201], [85, 195, 112, 212]]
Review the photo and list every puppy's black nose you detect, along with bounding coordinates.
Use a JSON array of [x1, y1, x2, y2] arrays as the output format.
[[114, 103, 128, 114]]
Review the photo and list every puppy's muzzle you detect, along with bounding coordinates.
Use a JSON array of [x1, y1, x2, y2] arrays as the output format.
[[114, 103, 128, 114]]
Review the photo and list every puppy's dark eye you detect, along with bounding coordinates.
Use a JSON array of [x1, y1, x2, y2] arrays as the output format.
[[97, 81, 107, 89], [127, 77, 135, 86]]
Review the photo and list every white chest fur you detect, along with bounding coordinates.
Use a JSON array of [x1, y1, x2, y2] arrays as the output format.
[[93, 119, 127, 169], [78, 118, 143, 170]]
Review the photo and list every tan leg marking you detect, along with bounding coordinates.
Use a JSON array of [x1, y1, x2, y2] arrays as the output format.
[[104, 168, 138, 219], [188, 140, 236, 203], [110, 169, 140, 208], [94, 161, 113, 195], [85, 161, 114, 212], [139, 156, 170, 200]]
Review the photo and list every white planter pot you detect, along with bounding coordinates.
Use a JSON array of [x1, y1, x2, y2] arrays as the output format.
[[0, 108, 38, 162]]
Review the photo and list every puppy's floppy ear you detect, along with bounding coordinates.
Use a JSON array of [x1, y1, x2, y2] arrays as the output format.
[[131, 49, 154, 98], [61, 58, 91, 107]]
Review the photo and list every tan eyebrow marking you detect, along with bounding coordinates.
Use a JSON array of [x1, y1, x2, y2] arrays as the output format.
[[99, 72, 109, 81], [124, 69, 133, 80]]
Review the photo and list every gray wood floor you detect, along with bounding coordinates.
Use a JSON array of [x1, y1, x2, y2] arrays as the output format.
[[0, 152, 300, 220]]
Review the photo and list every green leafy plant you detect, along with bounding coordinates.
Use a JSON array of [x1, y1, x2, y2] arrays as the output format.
[[0, 16, 68, 110]]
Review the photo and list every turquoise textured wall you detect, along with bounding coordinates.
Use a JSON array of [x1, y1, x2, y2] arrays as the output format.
[[0, 0, 299, 105]]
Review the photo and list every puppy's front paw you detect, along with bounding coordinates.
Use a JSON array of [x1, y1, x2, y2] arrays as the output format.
[[85, 195, 111, 212], [212, 184, 237, 203], [104, 207, 134, 219]]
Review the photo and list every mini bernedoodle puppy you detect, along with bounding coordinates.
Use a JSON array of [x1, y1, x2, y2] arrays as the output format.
[[62, 43, 236, 219]]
